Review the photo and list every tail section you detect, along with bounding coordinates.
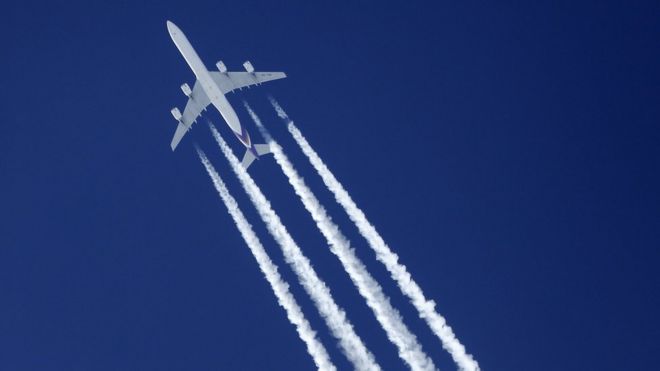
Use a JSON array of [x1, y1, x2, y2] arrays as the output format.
[[241, 143, 272, 169], [254, 144, 272, 156]]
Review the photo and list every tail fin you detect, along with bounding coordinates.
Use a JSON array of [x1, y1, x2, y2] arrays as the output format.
[[241, 143, 272, 169]]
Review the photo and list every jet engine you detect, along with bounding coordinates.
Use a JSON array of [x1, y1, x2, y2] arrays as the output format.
[[180, 83, 192, 97], [171, 107, 182, 121], [243, 60, 254, 73], [216, 60, 227, 73]]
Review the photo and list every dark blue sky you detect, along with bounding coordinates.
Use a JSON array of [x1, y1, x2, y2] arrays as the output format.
[[2, 1, 659, 370]]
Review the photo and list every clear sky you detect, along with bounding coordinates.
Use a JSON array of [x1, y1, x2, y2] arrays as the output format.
[[2, 1, 659, 370]]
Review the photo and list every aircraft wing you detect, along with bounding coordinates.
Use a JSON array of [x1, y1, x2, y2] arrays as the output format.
[[210, 71, 287, 94], [171, 80, 211, 150]]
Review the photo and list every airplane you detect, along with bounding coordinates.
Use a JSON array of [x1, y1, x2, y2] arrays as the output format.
[[166, 20, 286, 168]]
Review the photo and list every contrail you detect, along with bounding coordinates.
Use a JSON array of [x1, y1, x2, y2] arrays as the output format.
[[245, 103, 437, 371], [208, 124, 381, 371], [269, 98, 481, 371], [196, 148, 336, 371]]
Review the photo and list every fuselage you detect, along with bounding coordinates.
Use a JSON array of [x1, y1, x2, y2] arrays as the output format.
[[167, 21, 254, 152]]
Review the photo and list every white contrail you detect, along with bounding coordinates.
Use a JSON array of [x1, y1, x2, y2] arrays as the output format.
[[208, 125, 381, 371], [244, 103, 437, 371], [196, 148, 336, 371], [269, 98, 481, 371]]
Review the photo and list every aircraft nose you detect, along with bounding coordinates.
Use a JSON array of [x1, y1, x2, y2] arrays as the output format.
[[166, 20, 178, 34]]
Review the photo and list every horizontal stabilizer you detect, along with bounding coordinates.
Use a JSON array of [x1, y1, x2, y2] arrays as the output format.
[[254, 143, 272, 156], [241, 143, 273, 169], [241, 150, 257, 169]]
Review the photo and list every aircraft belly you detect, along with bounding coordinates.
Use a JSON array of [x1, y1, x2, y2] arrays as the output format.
[[210, 93, 241, 134]]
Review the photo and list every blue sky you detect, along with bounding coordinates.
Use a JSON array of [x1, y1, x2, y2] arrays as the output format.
[[2, 1, 659, 370]]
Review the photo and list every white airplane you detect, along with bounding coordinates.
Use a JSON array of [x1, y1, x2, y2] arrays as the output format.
[[166, 20, 286, 168]]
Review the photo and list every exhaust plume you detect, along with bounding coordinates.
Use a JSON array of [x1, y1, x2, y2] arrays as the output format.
[[245, 103, 437, 371], [196, 147, 336, 371], [269, 98, 480, 371], [208, 125, 381, 371]]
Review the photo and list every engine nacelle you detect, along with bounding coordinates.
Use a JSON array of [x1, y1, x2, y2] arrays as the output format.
[[216, 60, 227, 73], [171, 107, 182, 121], [243, 60, 254, 73], [180, 83, 192, 97]]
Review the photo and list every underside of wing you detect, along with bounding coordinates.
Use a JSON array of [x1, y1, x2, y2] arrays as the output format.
[[210, 71, 287, 94], [170, 122, 189, 151], [171, 80, 211, 150]]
